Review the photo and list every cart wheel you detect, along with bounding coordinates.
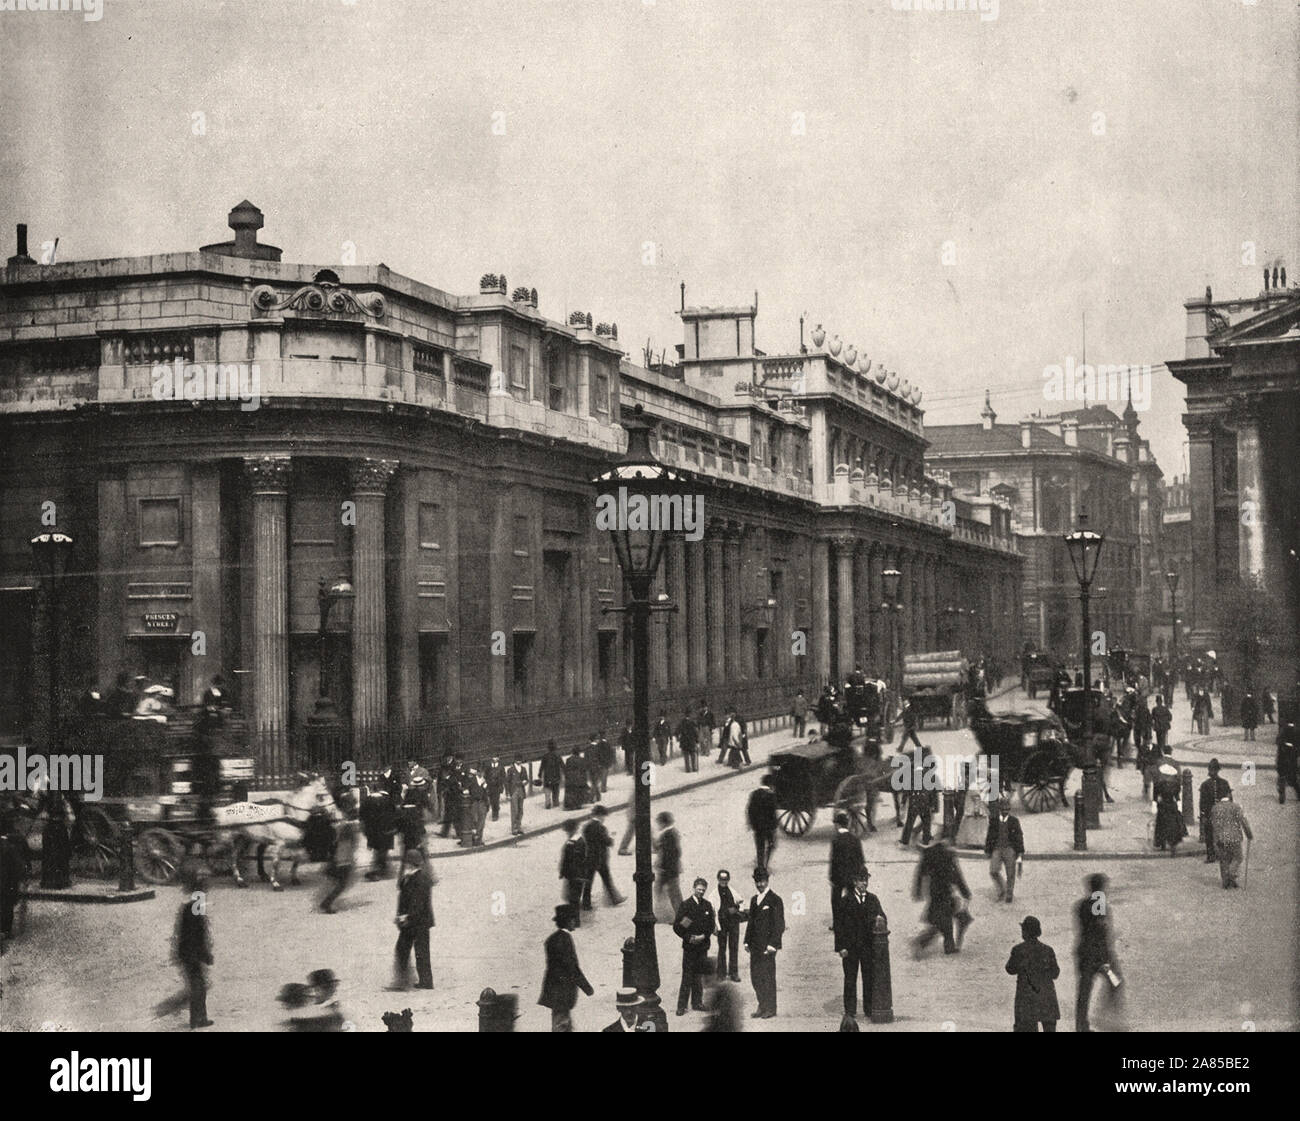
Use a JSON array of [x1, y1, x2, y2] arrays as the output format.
[[1018, 753, 1062, 813], [72, 806, 119, 878], [136, 828, 182, 884], [833, 774, 878, 838], [777, 807, 814, 836]]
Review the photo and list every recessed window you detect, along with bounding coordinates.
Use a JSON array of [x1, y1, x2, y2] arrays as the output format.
[[510, 343, 528, 391], [139, 498, 182, 547], [594, 371, 610, 414]]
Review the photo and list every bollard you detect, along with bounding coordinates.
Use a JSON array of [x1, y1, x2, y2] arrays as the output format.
[[942, 793, 956, 841], [1073, 791, 1087, 851], [1081, 765, 1103, 829], [621, 936, 636, 989], [1181, 768, 1196, 828], [869, 913, 894, 1023], [476, 987, 518, 1032], [117, 822, 135, 892]]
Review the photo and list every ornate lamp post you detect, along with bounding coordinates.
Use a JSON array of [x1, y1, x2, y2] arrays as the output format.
[[882, 567, 903, 696], [31, 532, 75, 757], [1065, 515, 1105, 824], [1164, 569, 1179, 696], [592, 403, 685, 1030], [310, 577, 354, 724]]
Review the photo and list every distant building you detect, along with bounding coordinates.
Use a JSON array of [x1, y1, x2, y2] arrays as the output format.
[[1156, 475, 1193, 655], [1166, 274, 1300, 690], [926, 392, 1164, 657]]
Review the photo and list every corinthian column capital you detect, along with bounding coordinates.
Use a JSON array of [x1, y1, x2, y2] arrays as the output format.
[[243, 455, 292, 492], [348, 457, 400, 495]]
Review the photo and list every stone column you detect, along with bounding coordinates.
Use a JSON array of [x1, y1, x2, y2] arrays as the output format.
[[812, 538, 831, 687], [187, 463, 223, 707], [349, 458, 398, 736], [724, 522, 744, 682], [687, 540, 708, 685], [1186, 420, 1217, 646], [924, 555, 938, 651], [834, 536, 856, 682], [706, 526, 727, 686], [96, 474, 127, 698], [868, 547, 884, 672], [1235, 404, 1268, 589], [651, 564, 670, 691], [853, 543, 871, 672], [244, 455, 291, 734], [667, 537, 689, 686], [577, 524, 595, 697], [900, 551, 916, 662]]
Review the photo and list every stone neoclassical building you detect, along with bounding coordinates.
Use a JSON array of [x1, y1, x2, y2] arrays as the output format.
[[0, 203, 1023, 775]]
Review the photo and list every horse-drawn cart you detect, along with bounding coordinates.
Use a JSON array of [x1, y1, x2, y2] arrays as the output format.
[[766, 739, 893, 838], [968, 704, 1078, 813], [903, 651, 967, 728]]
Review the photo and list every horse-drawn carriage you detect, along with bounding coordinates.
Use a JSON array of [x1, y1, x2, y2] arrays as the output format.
[[903, 651, 967, 728], [766, 739, 893, 838], [842, 672, 891, 748], [1021, 652, 1057, 699], [967, 701, 1080, 813]]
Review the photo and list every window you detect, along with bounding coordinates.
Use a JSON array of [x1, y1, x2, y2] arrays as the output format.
[[509, 343, 529, 393], [419, 633, 448, 713], [545, 345, 565, 411], [594, 371, 610, 414], [598, 632, 616, 693], [418, 502, 445, 552], [769, 429, 780, 473], [139, 497, 182, 546], [512, 633, 535, 702]]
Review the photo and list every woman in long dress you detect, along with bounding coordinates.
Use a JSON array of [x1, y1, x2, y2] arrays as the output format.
[[1152, 763, 1186, 854], [38, 788, 73, 889]]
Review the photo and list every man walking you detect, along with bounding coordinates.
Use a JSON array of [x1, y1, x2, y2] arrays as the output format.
[[746, 775, 778, 870], [720, 706, 750, 768], [985, 797, 1025, 903], [167, 869, 214, 1029], [1279, 708, 1300, 803], [1152, 695, 1172, 752], [654, 811, 683, 917], [899, 698, 925, 750], [559, 820, 588, 924], [564, 747, 590, 811], [1074, 872, 1119, 1033], [673, 877, 717, 1016], [538, 904, 594, 1032], [1209, 793, 1253, 889], [698, 702, 716, 759], [912, 837, 973, 956], [539, 741, 563, 809], [505, 755, 529, 837], [835, 867, 886, 1024], [390, 849, 435, 992], [1198, 759, 1232, 864], [791, 690, 808, 738], [1006, 915, 1060, 1032], [741, 867, 785, 1019], [714, 869, 743, 983], [828, 810, 865, 930], [581, 805, 625, 909], [319, 790, 359, 915], [676, 710, 700, 773], [653, 714, 672, 765], [484, 755, 505, 821], [1240, 693, 1259, 742]]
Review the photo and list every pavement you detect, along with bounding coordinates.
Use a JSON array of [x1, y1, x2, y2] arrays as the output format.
[[5, 685, 1294, 1032]]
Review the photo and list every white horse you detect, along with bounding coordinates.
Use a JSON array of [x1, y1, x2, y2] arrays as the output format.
[[214, 775, 341, 890]]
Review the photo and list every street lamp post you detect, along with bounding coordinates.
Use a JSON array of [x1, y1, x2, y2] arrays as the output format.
[[882, 567, 903, 697], [592, 404, 684, 1031], [1165, 569, 1179, 697], [1065, 514, 1105, 825], [31, 532, 74, 760]]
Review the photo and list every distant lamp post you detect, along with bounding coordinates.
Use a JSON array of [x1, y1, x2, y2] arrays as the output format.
[[1164, 569, 1180, 689], [31, 532, 74, 755], [1065, 515, 1105, 823], [311, 577, 354, 725], [592, 403, 685, 1031]]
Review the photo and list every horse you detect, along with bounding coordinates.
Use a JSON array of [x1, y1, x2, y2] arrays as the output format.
[[214, 774, 341, 890]]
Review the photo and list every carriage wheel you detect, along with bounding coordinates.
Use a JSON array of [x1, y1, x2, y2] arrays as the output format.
[[777, 807, 814, 836], [833, 774, 878, 838], [136, 828, 182, 884], [1018, 752, 1062, 814], [73, 806, 119, 878]]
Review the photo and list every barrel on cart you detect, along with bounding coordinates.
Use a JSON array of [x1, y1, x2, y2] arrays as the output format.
[[903, 650, 967, 729]]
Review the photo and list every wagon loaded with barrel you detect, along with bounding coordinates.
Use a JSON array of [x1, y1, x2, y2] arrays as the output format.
[[902, 650, 968, 729]]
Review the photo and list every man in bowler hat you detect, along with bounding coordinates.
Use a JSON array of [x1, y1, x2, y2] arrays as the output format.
[[389, 849, 435, 991], [835, 867, 886, 1023], [673, 876, 716, 1015], [539, 903, 594, 1032], [1005, 915, 1060, 1032]]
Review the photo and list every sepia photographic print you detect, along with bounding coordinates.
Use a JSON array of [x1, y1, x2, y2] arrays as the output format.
[[1, 0, 1295, 1091]]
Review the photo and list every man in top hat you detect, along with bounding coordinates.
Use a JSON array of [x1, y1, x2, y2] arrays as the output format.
[[558, 820, 588, 924], [504, 755, 530, 837], [828, 809, 866, 930], [389, 849, 435, 991], [746, 775, 778, 871], [1006, 915, 1060, 1032], [834, 867, 886, 1022], [984, 797, 1025, 903], [740, 867, 785, 1018], [912, 837, 973, 956], [1074, 872, 1119, 1033], [539, 903, 594, 1032], [673, 877, 717, 1015], [602, 988, 645, 1032], [1198, 759, 1232, 864], [581, 804, 625, 909]]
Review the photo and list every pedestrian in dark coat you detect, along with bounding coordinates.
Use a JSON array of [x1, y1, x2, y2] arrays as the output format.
[[0, 813, 31, 940], [1278, 711, 1300, 803], [835, 867, 886, 1020], [1151, 763, 1186, 853], [319, 791, 359, 914], [558, 820, 588, 925], [539, 741, 563, 809], [390, 850, 435, 991], [484, 757, 505, 820], [653, 715, 672, 764], [1152, 697, 1173, 750], [580, 806, 625, 908], [746, 776, 778, 870], [828, 811, 865, 928], [676, 714, 700, 773], [714, 869, 742, 982], [1240, 694, 1259, 741], [740, 866, 785, 1018], [437, 756, 461, 837], [504, 756, 529, 837], [654, 812, 683, 917], [563, 749, 590, 811], [697, 704, 715, 758], [538, 904, 594, 1032], [619, 720, 635, 774], [166, 870, 214, 1028], [1006, 915, 1060, 1032], [720, 709, 750, 768], [984, 799, 1025, 903], [593, 732, 614, 795], [1198, 759, 1232, 863], [912, 838, 972, 955], [1074, 873, 1119, 1033], [37, 788, 73, 890], [673, 877, 716, 1015]]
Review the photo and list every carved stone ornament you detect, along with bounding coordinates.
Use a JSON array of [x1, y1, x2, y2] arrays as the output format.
[[252, 282, 385, 321], [243, 455, 293, 491], [348, 458, 400, 494]]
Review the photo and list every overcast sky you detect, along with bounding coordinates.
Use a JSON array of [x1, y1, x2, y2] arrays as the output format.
[[3, 0, 1296, 476]]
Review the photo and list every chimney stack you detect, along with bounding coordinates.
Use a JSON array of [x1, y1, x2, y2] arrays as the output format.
[[8, 223, 35, 268], [1020, 419, 1033, 449], [1062, 418, 1079, 447]]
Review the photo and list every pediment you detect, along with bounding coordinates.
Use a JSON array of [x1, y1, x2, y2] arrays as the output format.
[[1209, 293, 1300, 348]]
